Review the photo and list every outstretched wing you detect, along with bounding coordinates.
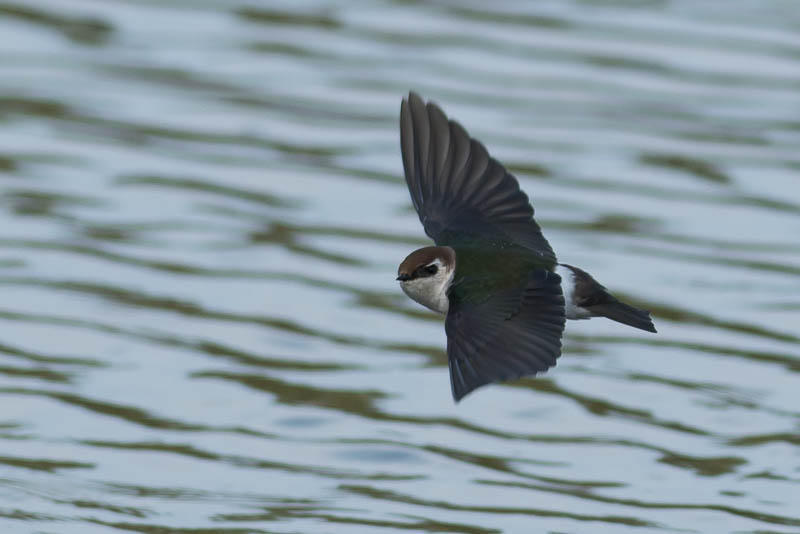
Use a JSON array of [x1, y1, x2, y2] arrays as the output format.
[[445, 268, 565, 401], [400, 91, 556, 265]]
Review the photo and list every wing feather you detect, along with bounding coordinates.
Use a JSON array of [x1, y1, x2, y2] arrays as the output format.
[[400, 92, 556, 263], [445, 269, 565, 401]]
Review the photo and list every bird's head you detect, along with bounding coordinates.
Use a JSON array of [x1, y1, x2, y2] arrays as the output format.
[[396, 246, 455, 313]]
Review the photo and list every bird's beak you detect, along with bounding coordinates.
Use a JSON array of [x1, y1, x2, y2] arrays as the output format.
[[396, 273, 411, 281]]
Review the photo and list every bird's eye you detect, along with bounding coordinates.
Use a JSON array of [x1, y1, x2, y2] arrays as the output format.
[[425, 264, 438, 275]]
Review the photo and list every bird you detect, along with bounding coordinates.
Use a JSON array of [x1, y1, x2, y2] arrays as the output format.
[[396, 91, 656, 402]]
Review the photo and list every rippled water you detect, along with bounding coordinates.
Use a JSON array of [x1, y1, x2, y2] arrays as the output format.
[[1, 1, 799, 532]]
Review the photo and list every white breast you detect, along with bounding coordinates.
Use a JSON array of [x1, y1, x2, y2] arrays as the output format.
[[399, 268, 454, 314]]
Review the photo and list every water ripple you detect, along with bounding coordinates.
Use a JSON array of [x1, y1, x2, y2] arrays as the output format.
[[0, 0, 798, 532]]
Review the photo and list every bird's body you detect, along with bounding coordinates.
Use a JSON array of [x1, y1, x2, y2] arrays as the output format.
[[396, 92, 656, 401]]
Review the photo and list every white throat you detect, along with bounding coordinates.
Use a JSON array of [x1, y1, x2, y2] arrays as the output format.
[[399, 264, 454, 314]]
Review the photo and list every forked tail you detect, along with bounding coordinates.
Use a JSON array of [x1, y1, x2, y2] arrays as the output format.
[[587, 299, 657, 333]]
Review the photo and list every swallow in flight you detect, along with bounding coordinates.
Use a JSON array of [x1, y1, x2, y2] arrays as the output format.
[[396, 92, 656, 401]]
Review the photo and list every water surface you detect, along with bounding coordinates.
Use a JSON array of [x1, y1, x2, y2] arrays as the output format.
[[0, 1, 799, 533]]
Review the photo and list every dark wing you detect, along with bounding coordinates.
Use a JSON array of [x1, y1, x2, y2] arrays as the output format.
[[445, 269, 565, 401], [400, 91, 556, 264]]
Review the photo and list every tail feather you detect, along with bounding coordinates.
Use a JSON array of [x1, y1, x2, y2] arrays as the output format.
[[587, 300, 657, 333]]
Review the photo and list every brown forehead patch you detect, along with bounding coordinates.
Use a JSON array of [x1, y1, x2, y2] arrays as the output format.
[[398, 246, 453, 275]]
